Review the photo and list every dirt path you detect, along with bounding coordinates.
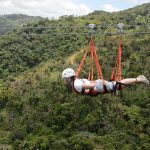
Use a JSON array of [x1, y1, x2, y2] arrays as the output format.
[[67, 46, 87, 65]]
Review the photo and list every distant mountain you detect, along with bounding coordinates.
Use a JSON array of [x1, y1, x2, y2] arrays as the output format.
[[0, 14, 44, 34]]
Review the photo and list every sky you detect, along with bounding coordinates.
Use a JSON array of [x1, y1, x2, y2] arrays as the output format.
[[0, 0, 150, 18]]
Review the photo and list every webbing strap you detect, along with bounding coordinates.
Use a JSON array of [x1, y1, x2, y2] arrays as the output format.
[[75, 49, 88, 79], [90, 38, 104, 80], [111, 37, 122, 82], [76, 37, 104, 82], [88, 42, 94, 80]]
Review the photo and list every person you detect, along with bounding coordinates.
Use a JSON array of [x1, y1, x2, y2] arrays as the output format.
[[62, 68, 149, 95]]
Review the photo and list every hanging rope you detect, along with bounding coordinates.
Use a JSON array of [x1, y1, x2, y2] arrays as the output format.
[[88, 41, 94, 80], [90, 38, 104, 80], [75, 49, 88, 78], [76, 36, 123, 92], [110, 36, 122, 81], [76, 37, 104, 81]]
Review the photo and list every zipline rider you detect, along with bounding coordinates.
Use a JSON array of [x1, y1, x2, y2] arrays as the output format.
[[62, 68, 149, 95]]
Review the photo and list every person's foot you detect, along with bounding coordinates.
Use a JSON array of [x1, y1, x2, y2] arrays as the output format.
[[137, 75, 149, 85]]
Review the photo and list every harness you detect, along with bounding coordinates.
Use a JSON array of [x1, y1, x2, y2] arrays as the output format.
[[72, 79, 98, 96], [72, 79, 116, 96], [74, 37, 124, 96]]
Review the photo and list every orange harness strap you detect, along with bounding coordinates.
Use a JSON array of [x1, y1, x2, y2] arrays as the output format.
[[111, 36, 122, 82], [88, 40, 94, 80], [110, 36, 123, 91], [75, 36, 123, 94], [76, 37, 104, 81], [75, 49, 88, 79], [89, 38, 104, 80]]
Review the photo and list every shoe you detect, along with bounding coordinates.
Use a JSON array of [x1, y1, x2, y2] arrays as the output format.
[[137, 75, 150, 85]]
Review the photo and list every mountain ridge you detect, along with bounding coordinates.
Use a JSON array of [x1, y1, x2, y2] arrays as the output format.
[[0, 14, 44, 35]]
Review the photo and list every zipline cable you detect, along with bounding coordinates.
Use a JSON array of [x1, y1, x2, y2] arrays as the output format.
[[0, 24, 150, 30], [0, 32, 150, 38]]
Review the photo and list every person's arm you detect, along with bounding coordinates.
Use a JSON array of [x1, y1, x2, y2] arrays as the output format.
[[74, 79, 96, 93], [82, 82, 96, 89]]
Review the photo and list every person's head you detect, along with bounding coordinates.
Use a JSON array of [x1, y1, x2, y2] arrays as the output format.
[[62, 68, 76, 91], [62, 68, 76, 85], [62, 68, 76, 83]]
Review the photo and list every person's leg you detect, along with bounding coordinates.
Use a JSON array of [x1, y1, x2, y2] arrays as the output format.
[[120, 78, 137, 85], [120, 75, 149, 85]]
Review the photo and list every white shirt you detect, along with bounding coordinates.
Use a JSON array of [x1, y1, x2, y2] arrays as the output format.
[[74, 78, 91, 93], [74, 79, 114, 93]]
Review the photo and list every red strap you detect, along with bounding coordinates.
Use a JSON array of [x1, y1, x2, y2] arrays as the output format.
[[75, 49, 88, 78], [88, 39, 94, 80], [111, 37, 122, 81], [118, 37, 122, 81], [90, 38, 104, 80], [76, 37, 104, 83]]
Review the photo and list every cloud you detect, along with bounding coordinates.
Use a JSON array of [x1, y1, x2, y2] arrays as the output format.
[[0, 0, 91, 18], [101, 4, 120, 12]]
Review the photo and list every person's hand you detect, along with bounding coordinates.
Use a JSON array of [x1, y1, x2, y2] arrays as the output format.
[[90, 82, 96, 87], [82, 82, 96, 89]]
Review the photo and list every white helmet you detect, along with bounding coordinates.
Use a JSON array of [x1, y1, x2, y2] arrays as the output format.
[[62, 68, 76, 79]]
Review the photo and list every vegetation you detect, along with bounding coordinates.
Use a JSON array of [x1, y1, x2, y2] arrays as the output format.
[[0, 3, 150, 150], [0, 14, 43, 35]]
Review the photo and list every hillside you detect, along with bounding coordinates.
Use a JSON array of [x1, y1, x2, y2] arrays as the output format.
[[0, 3, 150, 149], [0, 3, 150, 80], [0, 14, 43, 35]]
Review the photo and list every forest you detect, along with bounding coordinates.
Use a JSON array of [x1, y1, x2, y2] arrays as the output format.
[[0, 3, 150, 150]]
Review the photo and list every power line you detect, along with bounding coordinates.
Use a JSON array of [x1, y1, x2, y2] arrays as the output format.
[[0, 32, 150, 38], [0, 23, 149, 37], [0, 24, 150, 30], [26, 32, 150, 35]]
